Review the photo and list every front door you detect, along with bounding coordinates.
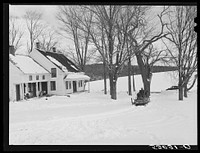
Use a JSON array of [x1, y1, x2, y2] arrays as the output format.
[[41, 82, 48, 95], [73, 81, 77, 92], [16, 84, 20, 101]]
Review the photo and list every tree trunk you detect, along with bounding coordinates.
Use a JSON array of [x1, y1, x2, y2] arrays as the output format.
[[109, 71, 118, 100], [179, 86, 184, 100], [109, 72, 113, 96], [143, 79, 151, 97], [128, 57, 132, 95], [111, 79, 117, 100], [178, 66, 183, 100], [103, 59, 107, 94], [135, 53, 151, 98], [132, 73, 136, 92], [184, 83, 188, 98], [178, 77, 184, 100], [140, 70, 151, 98]]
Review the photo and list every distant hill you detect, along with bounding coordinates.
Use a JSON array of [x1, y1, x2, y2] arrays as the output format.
[[84, 64, 178, 81]]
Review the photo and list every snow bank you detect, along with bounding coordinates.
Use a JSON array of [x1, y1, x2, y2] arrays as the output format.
[[88, 72, 176, 93]]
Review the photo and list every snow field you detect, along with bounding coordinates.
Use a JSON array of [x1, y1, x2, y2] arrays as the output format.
[[9, 72, 197, 145], [87, 71, 177, 94]]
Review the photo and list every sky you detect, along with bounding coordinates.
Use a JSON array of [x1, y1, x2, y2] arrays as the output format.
[[9, 5, 162, 29], [9, 5, 58, 27], [9, 5, 71, 55], [9, 5, 170, 65]]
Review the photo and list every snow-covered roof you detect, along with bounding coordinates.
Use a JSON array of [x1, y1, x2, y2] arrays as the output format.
[[70, 64, 78, 71], [46, 55, 68, 72], [64, 73, 90, 80], [38, 49, 79, 73], [9, 54, 49, 74]]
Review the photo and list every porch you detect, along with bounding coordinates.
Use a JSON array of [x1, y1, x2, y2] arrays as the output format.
[[14, 81, 48, 101]]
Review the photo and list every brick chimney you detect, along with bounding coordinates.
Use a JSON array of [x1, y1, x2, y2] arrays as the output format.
[[35, 42, 40, 49], [52, 47, 56, 53], [9, 45, 15, 56]]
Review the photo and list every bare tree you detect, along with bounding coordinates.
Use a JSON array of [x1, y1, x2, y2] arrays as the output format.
[[127, 6, 170, 98], [37, 25, 59, 52], [127, 45, 132, 95], [163, 6, 197, 100], [24, 10, 44, 53], [84, 5, 146, 100], [132, 65, 136, 92], [57, 6, 94, 72], [9, 15, 24, 51], [92, 52, 108, 94], [59, 5, 170, 100], [142, 44, 169, 94], [83, 15, 109, 95]]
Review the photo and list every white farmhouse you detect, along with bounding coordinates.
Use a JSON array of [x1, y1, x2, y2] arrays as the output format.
[[29, 43, 90, 96], [9, 46, 50, 102]]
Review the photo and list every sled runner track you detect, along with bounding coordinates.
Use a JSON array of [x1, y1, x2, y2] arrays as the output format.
[[10, 105, 141, 126], [46, 105, 142, 123]]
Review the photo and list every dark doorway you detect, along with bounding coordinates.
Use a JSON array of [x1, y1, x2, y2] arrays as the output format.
[[73, 81, 77, 92], [41, 82, 48, 95], [38, 82, 40, 91], [28, 83, 36, 98], [24, 84, 26, 95], [33, 83, 36, 97], [16, 84, 20, 101]]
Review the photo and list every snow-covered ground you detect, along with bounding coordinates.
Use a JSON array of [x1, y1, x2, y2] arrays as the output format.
[[9, 72, 197, 145]]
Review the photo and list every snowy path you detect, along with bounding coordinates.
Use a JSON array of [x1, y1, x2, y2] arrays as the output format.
[[9, 90, 197, 145]]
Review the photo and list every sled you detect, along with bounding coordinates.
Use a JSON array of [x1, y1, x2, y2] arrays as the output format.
[[131, 97, 150, 106]]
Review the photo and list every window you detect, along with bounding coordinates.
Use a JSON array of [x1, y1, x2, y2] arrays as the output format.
[[51, 68, 57, 78], [66, 81, 68, 89], [79, 80, 83, 87], [42, 75, 45, 80], [69, 81, 71, 89], [50, 81, 56, 91], [36, 75, 39, 80], [29, 75, 32, 81], [66, 81, 71, 90]]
